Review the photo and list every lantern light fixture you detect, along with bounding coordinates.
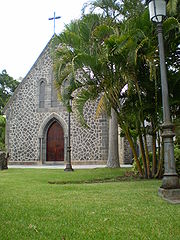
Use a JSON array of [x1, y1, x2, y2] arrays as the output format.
[[146, 0, 168, 23]]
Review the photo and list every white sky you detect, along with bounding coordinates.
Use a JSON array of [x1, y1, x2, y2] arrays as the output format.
[[0, 0, 88, 80]]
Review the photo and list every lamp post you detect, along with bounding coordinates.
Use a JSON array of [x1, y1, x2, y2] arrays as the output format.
[[64, 98, 74, 171], [147, 0, 179, 189]]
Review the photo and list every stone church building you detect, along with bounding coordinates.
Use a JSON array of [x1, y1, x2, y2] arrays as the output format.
[[3, 38, 132, 165]]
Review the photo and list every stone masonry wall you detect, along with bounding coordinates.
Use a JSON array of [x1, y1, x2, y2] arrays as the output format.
[[4, 40, 108, 163]]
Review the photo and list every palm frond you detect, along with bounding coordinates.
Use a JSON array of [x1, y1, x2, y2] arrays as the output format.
[[75, 86, 100, 127], [163, 17, 180, 34], [134, 37, 149, 65], [167, 0, 178, 16], [95, 94, 106, 118]]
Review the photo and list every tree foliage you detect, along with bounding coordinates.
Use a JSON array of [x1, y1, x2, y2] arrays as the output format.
[[52, 0, 180, 177], [0, 70, 19, 114], [0, 70, 19, 150]]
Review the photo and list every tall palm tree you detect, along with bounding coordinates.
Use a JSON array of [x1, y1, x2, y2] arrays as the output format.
[[53, 1, 180, 177], [53, 11, 154, 176], [53, 14, 122, 168], [107, 107, 120, 167]]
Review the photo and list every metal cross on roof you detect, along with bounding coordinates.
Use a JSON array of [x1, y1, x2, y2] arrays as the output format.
[[48, 12, 61, 35]]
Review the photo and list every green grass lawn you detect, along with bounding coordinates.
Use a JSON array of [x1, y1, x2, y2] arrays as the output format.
[[0, 168, 179, 240]]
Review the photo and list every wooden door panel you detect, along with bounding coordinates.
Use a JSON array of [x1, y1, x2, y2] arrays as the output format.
[[47, 122, 64, 161]]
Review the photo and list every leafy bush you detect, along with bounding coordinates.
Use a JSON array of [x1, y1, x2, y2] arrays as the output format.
[[174, 145, 180, 177]]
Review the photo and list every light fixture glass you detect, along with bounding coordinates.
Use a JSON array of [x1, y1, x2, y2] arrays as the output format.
[[148, 0, 167, 23]]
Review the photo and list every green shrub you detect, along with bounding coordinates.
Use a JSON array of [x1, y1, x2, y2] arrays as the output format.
[[174, 145, 180, 177]]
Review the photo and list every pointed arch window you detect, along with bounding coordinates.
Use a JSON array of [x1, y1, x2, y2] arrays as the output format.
[[39, 80, 45, 108]]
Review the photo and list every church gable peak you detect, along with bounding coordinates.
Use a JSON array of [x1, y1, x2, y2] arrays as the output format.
[[3, 36, 55, 113]]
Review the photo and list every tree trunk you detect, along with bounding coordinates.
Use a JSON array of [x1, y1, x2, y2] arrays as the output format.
[[157, 130, 161, 170], [142, 121, 151, 178], [139, 133, 147, 178], [125, 127, 143, 177], [143, 133, 151, 178], [152, 131, 157, 177], [155, 136, 164, 178], [107, 108, 120, 168]]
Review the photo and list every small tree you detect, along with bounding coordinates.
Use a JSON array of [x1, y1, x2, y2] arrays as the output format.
[[0, 70, 19, 150], [0, 70, 19, 114]]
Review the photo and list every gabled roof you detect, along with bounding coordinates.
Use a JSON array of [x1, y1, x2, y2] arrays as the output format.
[[3, 36, 54, 114]]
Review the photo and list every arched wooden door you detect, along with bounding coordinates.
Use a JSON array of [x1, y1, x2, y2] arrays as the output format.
[[46, 121, 64, 161]]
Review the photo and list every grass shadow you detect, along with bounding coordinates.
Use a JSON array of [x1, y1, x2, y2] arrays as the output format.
[[48, 171, 140, 185]]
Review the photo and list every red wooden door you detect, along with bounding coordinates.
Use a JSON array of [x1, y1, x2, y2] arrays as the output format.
[[46, 122, 64, 161]]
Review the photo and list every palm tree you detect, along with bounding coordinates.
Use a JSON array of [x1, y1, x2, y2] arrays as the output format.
[[52, 10, 155, 176], [53, 1, 180, 177], [107, 108, 120, 167], [83, 0, 145, 20], [52, 14, 122, 168], [108, 9, 180, 177]]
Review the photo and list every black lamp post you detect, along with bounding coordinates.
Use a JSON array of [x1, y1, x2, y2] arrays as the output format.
[[146, 0, 179, 189], [64, 98, 74, 171]]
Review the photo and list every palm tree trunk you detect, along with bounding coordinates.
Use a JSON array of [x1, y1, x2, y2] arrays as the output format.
[[152, 131, 157, 177], [157, 130, 161, 169], [142, 126, 151, 178], [133, 79, 147, 177], [155, 138, 164, 178], [107, 108, 120, 168], [155, 131, 164, 178], [125, 127, 143, 177], [139, 133, 147, 178]]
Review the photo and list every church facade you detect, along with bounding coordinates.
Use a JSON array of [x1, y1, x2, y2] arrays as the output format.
[[3, 39, 132, 165]]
